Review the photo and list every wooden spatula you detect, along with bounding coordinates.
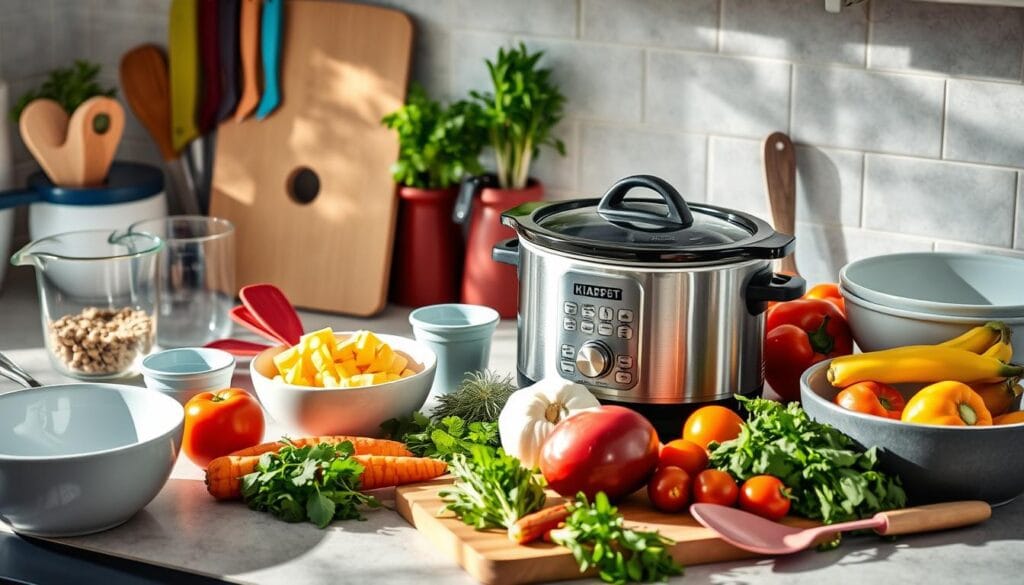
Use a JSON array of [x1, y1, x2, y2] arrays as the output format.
[[762, 131, 799, 275], [233, 0, 262, 121], [19, 99, 70, 185], [19, 97, 124, 187]]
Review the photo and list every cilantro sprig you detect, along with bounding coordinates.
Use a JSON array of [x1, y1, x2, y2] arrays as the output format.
[[381, 411, 499, 462]]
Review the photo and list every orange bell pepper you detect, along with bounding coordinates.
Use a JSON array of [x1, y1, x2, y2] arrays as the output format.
[[993, 411, 1024, 425], [803, 283, 845, 315], [901, 381, 993, 427]]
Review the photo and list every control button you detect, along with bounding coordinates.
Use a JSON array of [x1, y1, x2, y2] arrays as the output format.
[[561, 344, 575, 359], [615, 371, 633, 385], [616, 355, 634, 369], [563, 317, 577, 331], [581, 305, 596, 319], [580, 321, 595, 334], [618, 309, 634, 323], [598, 323, 614, 336], [563, 302, 578, 315], [617, 325, 633, 340], [560, 361, 575, 375], [598, 306, 613, 321], [576, 342, 611, 378]]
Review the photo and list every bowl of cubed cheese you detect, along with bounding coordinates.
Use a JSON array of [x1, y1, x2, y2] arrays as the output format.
[[250, 328, 436, 437]]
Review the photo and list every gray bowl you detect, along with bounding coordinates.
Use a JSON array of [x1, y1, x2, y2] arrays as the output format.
[[801, 360, 1024, 505]]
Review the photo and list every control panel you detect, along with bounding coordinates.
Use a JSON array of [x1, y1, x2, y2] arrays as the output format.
[[558, 272, 641, 390]]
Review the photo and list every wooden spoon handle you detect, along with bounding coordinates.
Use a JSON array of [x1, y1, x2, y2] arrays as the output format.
[[69, 96, 125, 187], [18, 99, 69, 184], [234, 0, 262, 121], [878, 501, 991, 536], [762, 131, 798, 275]]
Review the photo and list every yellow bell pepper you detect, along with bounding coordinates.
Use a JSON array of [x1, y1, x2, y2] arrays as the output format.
[[901, 381, 993, 426]]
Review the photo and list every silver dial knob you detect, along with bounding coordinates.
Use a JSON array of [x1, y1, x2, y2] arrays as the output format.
[[576, 342, 611, 378]]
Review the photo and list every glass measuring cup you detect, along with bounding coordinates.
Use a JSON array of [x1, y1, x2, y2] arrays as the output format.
[[11, 229, 163, 379]]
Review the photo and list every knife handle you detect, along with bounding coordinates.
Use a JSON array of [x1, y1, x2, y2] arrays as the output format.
[[197, 0, 220, 134], [878, 501, 991, 536], [255, 0, 282, 120], [233, 0, 261, 122], [216, 0, 240, 123]]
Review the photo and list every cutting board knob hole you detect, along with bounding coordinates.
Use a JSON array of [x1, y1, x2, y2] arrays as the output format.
[[93, 113, 111, 134], [288, 167, 320, 204]]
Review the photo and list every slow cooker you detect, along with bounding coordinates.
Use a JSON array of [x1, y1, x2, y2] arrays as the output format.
[[493, 175, 805, 435]]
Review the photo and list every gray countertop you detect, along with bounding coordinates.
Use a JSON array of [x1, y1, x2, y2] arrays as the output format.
[[0, 268, 1021, 585]]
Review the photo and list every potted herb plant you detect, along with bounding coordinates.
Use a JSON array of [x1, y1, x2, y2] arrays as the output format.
[[459, 43, 566, 318], [382, 85, 487, 307]]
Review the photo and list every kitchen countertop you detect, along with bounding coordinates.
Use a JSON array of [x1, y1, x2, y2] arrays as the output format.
[[1, 269, 1022, 585]]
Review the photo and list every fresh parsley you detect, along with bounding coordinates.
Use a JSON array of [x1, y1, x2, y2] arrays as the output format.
[[10, 60, 116, 121], [240, 440, 381, 528], [381, 411, 500, 462], [551, 492, 683, 585], [709, 396, 906, 525], [440, 445, 547, 531]]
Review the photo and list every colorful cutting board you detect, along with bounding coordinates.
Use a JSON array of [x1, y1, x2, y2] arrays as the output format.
[[210, 0, 412, 315]]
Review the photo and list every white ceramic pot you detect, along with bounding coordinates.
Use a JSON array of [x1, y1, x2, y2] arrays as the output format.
[[29, 191, 167, 241]]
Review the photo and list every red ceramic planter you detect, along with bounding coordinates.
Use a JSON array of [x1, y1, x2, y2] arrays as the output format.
[[391, 186, 463, 307]]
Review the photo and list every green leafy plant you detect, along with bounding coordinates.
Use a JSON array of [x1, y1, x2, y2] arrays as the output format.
[[551, 492, 683, 585], [440, 445, 547, 532], [381, 84, 488, 189], [240, 439, 380, 528], [709, 396, 906, 526], [471, 43, 566, 189], [10, 60, 117, 121], [380, 411, 499, 462], [430, 370, 517, 423]]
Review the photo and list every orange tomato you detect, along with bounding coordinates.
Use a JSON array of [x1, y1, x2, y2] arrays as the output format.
[[835, 381, 906, 419], [658, 439, 709, 476], [683, 406, 744, 451], [692, 469, 739, 506], [993, 411, 1024, 425], [183, 388, 265, 467], [803, 283, 846, 314]]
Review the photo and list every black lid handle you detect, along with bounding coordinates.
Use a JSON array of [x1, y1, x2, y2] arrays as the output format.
[[597, 175, 695, 229]]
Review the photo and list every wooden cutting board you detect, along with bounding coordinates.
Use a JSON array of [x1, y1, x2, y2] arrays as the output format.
[[210, 0, 412, 316], [395, 479, 821, 585]]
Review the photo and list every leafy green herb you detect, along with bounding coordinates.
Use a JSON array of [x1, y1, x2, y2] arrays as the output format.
[[430, 370, 517, 423], [551, 493, 682, 585], [381, 84, 488, 189], [471, 43, 566, 189], [708, 397, 906, 525], [240, 440, 380, 528], [440, 445, 546, 531], [10, 60, 116, 121], [380, 411, 499, 462]]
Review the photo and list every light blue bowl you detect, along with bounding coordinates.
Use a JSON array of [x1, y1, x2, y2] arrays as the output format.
[[141, 348, 236, 404], [409, 304, 499, 399]]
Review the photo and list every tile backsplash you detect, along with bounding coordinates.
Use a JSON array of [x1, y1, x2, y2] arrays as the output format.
[[3, 0, 1023, 286]]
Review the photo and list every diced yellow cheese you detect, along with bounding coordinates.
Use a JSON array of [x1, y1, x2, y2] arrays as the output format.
[[301, 327, 335, 351], [313, 372, 324, 387], [273, 346, 300, 374], [354, 331, 382, 367], [338, 359, 360, 378], [334, 336, 357, 362], [283, 364, 308, 386], [388, 353, 408, 375], [310, 344, 336, 375], [370, 372, 388, 385], [386, 373, 401, 382], [367, 344, 394, 374], [322, 371, 342, 388], [400, 368, 415, 378]]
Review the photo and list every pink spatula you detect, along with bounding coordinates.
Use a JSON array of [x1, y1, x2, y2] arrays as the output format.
[[690, 501, 990, 555], [204, 338, 270, 357], [239, 283, 304, 346], [230, 305, 289, 345]]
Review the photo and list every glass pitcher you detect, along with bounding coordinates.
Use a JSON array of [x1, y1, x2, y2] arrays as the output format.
[[11, 229, 163, 380]]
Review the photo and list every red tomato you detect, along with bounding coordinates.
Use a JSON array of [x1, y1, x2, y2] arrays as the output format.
[[183, 388, 265, 467], [540, 406, 660, 502], [692, 469, 739, 506], [803, 283, 846, 315], [682, 406, 744, 451], [659, 439, 709, 476], [765, 298, 854, 402], [739, 475, 791, 521], [647, 466, 691, 513], [835, 381, 906, 419]]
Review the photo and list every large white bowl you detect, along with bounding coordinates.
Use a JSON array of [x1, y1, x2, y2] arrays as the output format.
[[250, 333, 436, 437], [0, 384, 183, 536], [842, 285, 1024, 362]]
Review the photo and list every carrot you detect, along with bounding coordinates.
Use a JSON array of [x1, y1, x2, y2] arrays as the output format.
[[354, 455, 448, 491], [228, 436, 412, 458], [508, 504, 571, 544]]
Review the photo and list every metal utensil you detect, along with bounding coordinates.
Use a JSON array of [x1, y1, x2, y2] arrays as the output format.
[[762, 131, 799, 275], [690, 501, 991, 555], [239, 283, 303, 345], [0, 352, 42, 388]]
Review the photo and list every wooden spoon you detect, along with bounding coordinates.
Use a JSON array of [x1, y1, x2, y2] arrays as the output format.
[[762, 131, 798, 275], [19, 96, 124, 187], [19, 99, 70, 185], [233, 0, 262, 121]]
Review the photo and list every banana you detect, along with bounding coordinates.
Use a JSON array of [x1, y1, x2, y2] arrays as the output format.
[[938, 322, 1008, 354], [982, 339, 1014, 363], [827, 345, 1024, 387]]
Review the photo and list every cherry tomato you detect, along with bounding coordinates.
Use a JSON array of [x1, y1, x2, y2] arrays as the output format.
[[183, 388, 265, 467], [835, 381, 906, 419], [739, 475, 791, 521], [683, 406, 744, 451], [692, 469, 739, 506], [659, 439, 709, 476], [647, 466, 692, 513]]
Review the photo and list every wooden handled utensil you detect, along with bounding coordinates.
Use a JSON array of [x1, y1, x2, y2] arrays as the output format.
[[234, 0, 262, 121], [19, 96, 124, 188], [762, 131, 798, 275]]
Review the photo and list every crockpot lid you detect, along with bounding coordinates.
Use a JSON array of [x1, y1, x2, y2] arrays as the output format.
[[503, 175, 795, 263]]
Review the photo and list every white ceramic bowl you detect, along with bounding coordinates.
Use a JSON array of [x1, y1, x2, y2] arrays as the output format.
[[141, 347, 236, 405], [0, 384, 183, 536], [841, 285, 1024, 362], [840, 252, 1024, 318], [250, 333, 436, 437]]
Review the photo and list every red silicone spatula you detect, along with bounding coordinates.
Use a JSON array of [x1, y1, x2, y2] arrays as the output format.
[[239, 283, 304, 346], [229, 305, 288, 345], [205, 338, 270, 357], [690, 501, 990, 556]]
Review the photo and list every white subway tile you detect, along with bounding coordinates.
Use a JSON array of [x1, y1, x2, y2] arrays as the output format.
[[92, 0, 171, 13], [367, 0, 454, 100], [863, 154, 1017, 247], [869, 0, 1024, 81], [578, 124, 705, 201], [2, 10, 55, 78], [934, 241, 1024, 259], [646, 51, 790, 137], [1016, 176, 1023, 250], [946, 80, 1024, 168], [792, 66, 944, 156], [794, 222, 933, 285], [707, 137, 771, 221], [88, 12, 166, 73], [721, 0, 867, 66], [581, 0, 718, 51], [450, 0, 577, 38], [530, 121, 578, 192], [450, 31, 515, 99]]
